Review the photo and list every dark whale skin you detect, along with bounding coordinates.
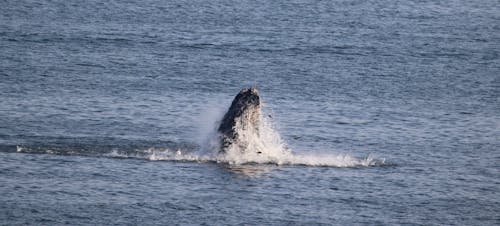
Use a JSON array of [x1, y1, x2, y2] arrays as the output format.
[[217, 87, 261, 153]]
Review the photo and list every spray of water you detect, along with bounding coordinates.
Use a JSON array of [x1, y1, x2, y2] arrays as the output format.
[[187, 99, 384, 167]]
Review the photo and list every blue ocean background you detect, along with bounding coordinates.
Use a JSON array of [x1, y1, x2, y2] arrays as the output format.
[[1, 0, 499, 225]]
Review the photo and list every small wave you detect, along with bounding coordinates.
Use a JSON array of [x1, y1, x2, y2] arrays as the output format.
[[103, 147, 385, 167], [104, 148, 212, 162], [278, 153, 385, 167], [14, 144, 385, 167], [216, 151, 385, 167]]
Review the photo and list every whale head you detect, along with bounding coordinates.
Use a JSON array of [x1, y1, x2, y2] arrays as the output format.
[[218, 87, 262, 153]]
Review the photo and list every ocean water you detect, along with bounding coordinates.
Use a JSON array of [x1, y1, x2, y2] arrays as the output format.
[[1, 0, 499, 225]]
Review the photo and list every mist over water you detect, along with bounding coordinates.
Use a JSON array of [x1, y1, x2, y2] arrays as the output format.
[[1, 0, 500, 225]]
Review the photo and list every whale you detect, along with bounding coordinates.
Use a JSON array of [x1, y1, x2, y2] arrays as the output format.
[[218, 87, 262, 153]]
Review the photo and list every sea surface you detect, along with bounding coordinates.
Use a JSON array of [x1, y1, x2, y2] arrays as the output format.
[[1, 0, 499, 225]]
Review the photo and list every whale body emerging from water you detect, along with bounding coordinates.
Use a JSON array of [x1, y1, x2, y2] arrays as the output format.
[[218, 87, 262, 153]]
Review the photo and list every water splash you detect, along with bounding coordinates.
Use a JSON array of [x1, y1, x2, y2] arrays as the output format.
[[195, 100, 385, 167]]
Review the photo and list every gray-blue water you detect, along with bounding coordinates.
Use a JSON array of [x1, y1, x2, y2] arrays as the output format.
[[1, 0, 499, 225]]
